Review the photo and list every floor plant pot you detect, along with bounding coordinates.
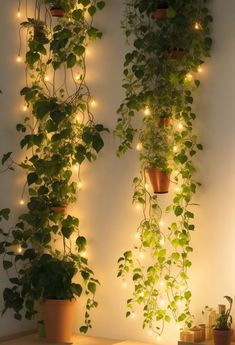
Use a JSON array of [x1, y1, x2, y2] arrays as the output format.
[[50, 205, 67, 215], [213, 330, 233, 345], [50, 7, 65, 17], [43, 300, 75, 343], [154, 8, 168, 20], [146, 168, 170, 194]]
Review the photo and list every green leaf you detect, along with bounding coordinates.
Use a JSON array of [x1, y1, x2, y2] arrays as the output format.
[[88, 5, 96, 16], [2, 152, 12, 165], [88, 282, 96, 294], [27, 172, 38, 186], [97, 1, 105, 10], [67, 53, 77, 68], [175, 206, 183, 217], [76, 236, 87, 252], [71, 283, 82, 297], [3, 260, 13, 270], [80, 326, 88, 333]]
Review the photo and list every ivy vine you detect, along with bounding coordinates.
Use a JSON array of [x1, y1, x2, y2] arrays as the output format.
[[116, 0, 213, 337], [0, 0, 107, 333]]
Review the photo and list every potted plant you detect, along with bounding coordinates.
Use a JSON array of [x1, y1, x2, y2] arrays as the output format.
[[47, 1, 66, 17], [21, 18, 48, 43], [213, 296, 233, 345], [164, 47, 184, 59], [154, 1, 169, 20]]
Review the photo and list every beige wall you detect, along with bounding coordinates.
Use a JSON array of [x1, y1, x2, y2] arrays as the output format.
[[0, 0, 234, 344]]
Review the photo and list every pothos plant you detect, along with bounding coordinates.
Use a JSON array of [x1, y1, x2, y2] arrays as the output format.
[[116, 0, 213, 337], [0, 0, 107, 333]]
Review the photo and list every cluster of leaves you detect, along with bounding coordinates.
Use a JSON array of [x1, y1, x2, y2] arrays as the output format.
[[116, 0, 212, 336], [214, 296, 233, 331], [0, 0, 106, 333]]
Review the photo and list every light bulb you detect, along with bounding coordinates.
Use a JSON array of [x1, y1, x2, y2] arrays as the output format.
[[198, 66, 203, 73], [131, 312, 136, 319], [44, 75, 50, 82], [144, 106, 150, 116], [75, 74, 81, 81], [148, 330, 153, 336], [136, 142, 143, 151], [176, 324, 181, 331], [16, 56, 22, 63], [73, 165, 79, 172], [159, 220, 164, 227], [140, 291, 144, 297], [81, 251, 87, 257], [78, 181, 83, 190], [157, 336, 162, 343], [160, 299, 165, 306], [135, 203, 141, 211], [178, 123, 183, 131], [86, 49, 91, 56], [173, 145, 178, 153], [90, 99, 97, 107], [135, 233, 140, 239], [160, 237, 165, 246], [17, 245, 22, 253], [185, 73, 193, 82], [177, 300, 183, 308], [139, 252, 145, 259], [122, 282, 128, 288], [175, 186, 181, 193], [180, 285, 185, 292], [23, 105, 27, 112], [145, 183, 150, 190], [17, 11, 21, 18], [159, 280, 165, 287], [194, 22, 201, 30], [20, 199, 25, 205], [76, 114, 82, 123]]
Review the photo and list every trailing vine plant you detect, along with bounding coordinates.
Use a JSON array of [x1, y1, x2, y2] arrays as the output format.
[[0, 0, 107, 333], [116, 0, 213, 338]]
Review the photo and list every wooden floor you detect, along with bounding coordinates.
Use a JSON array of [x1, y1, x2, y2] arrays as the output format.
[[0, 334, 152, 345]]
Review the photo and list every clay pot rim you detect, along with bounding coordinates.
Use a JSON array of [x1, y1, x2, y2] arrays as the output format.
[[213, 329, 233, 333]]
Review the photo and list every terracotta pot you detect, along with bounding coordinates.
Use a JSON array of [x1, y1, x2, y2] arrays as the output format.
[[146, 168, 170, 194], [213, 330, 233, 345], [164, 49, 184, 59], [154, 8, 168, 20], [50, 205, 67, 215], [43, 299, 75, 343], [159, 117, 171, 127], [50, 8, 65, 17]]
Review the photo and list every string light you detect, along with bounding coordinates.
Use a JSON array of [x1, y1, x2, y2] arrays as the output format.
[[175, 186, 181, 193], [20, 199, 25, 205], [145, 183, 150, 190], [131, 312, 136, 319], [23, 105, 27, 112], [136, 142, 143, 151], [16, 55, 22, 63], [122, 282, 128, 288], [75, 73, 81, 81], [157, 336, 162, 343], [17, 11, 21, 18], [76, 114, 82, 123], [198, 65, 203, 73], [135, 232, 140, 239], [148, 330, 153, 336], [159, 220, 164, 227], [17, 245, 23, 253], [139, 252, 145, 259], [44, 74, 50, 82], [78, 181, 83, 190], [90, 99, 97, 107], [159, 280, 165, 288], [160, 237, 165, 246], [140, 291, 144, 297], [73, 164, 79, 172], [194, 22, 201, 30], [144, 106, 150, 116], [135, 203, 141, 211], [176, 323, 181, 331], [81, 251, 87, 257], [173, 145, 178, 153], [185, 73, 193, 82], [160, 299, 165, 306], [177, 123, 183, 131], [177, 300, 183, 308]]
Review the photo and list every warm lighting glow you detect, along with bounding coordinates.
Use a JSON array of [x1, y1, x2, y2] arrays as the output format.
[[139, 252, 145, 259], [81, 251, 87, 257], [178, 123, 183, 131], [90, 99, 97, 107], [175, 186, 181, 193], [131, 312, 136, 319], [135, 203, 141, 211], [75, 73, 81, 81], [145, 183, 150, 190], [20, 199, 25, 205], [160, 237, 165, 246], [86, 49, 91, 56], [122, 282, 128, 288], [144, 106, 150, 116], [160, 299, 165, 306], [44, 74, 50, 82], [17, 11, 21, 18], [76, 114, 82, 123], [73, 164, 79, 172], [176, 324, 181, 331], [157, 336, 162, 343], [198, 65, 203, 73], [173, 145, 178, 153], [136, 142, 143, 151], [159, 280, 165, 287], [185, 73, 193, 82], [16, 55, 22, 63], [23, 105, 27, 112], [148, 330, 153, 336], [78, 181, 83, 190], [177, 300, 183, 308], [194, 22, 201, 30], [140, 291, 144, 297], [17, 245, 23, 253], [159, 220, 164, 227], [135, 232, 140, 239]]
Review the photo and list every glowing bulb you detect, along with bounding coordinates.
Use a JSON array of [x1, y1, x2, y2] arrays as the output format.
[[73, 164, 79, 172], [148, 330, 153, 336], [144, 106, 150, 116], [44, 75, 50, 82], [86, 49, 91, 56], [160, 299, 165, 306], [90, 99, 97, 107], [75, 74, 81, 81], [17, 246, 22, 253], [78, 181, 83, 190], [145, 183, 150, 190], [177, 300, 183, 308], [139, 252, 145, 259], [198, 66, 203, 73], [131, 312, 136, 319], [185, 73, 193, 82], [122, 282, 128, 288], [175, 186, 181, 192], [135, 203, 141, 211], [194, 22, 201, 30], [81, 251, 87, 257], [20, 199, 25, 205], [140, 291, 144, 297], [180, 285, 186, 292], [16, 56, 22, 63], [160, 237, 165, 246], [76, 114, 82, 123], [23, 105, 27, 112], [157, 336, 162, 343], [178, 123, 183, 131], [136, 143, 143, 151], [159, 220, 164, 227], [17, 11, 21, 18], [159, 280, 165, 287], [135, 233, 140, 239], [173, 145, 178, 153], [176, 323, 181, 331]]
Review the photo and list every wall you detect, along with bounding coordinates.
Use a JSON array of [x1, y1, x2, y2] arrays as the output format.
[[0, 0, 234, 344]]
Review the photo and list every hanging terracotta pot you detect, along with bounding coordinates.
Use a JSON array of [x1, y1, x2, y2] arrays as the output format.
[[50, 6, 65, 17], [50, 204, 67, 215], [43, 299, 75, 343], [154, 8, 168, 20], [146, 168, 170, 194], [159, 117, 171, 127], [164, 48, 184, 59], [213, 330, 233, 345]]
